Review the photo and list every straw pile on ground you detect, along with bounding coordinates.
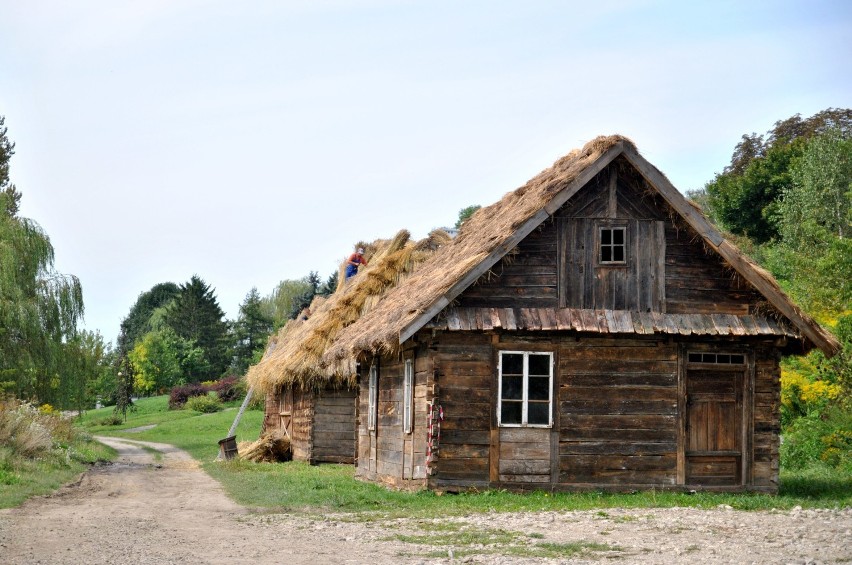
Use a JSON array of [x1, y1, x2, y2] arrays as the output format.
[[238, 431, 292, 463], [245, 228, 450, 394]]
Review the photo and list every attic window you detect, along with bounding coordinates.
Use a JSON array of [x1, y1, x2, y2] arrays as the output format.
[[599, 227, 626, 264]]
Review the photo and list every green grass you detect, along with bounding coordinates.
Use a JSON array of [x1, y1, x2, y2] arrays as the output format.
[[387, 521, 621, 560], [79, 396, 263, 462], [0, 434, 116, 509], [78, 395, 852, 517]]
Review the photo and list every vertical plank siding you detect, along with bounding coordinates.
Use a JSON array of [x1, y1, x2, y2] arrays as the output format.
[[290, 389, 314, 462]]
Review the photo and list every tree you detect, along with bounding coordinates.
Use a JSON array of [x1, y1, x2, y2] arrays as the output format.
[[164, 275, 230, 381], [260, 278, 313, 329], [771, 129, 852, 312], [0, 115, 84, 405], [318, 270, 339, 297], [117, 282, 179, 356], [129, 328, 207, 394], [704, 108, 852, 243], [289, 271, 320, 319], [232, 287, 273, 374], [455, 205, 481, 229]]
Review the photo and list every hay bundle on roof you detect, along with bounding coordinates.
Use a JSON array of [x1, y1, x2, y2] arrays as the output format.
[[245, 228, 448, 393]]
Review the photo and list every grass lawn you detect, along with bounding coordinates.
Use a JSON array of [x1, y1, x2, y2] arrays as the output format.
[[79, 395, 852, 517]]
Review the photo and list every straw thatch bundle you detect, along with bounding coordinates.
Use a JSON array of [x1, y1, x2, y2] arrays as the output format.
[[245, 228, 450, 393], [239, 431, 292, 463]]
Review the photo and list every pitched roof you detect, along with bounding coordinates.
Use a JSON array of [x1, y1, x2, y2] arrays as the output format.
[[325, 135, 840, 361], [245, 229, 450, 393]]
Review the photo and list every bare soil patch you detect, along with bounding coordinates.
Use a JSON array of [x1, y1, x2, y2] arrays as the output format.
[[0, 438, 849, 564]]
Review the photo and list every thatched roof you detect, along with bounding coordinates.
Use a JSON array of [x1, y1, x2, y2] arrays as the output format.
[[246, 229, 451, 393], [325, 135, 840, 361]]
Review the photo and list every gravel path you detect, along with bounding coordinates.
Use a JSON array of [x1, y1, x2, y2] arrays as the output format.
[[0, 437, 849, 564]]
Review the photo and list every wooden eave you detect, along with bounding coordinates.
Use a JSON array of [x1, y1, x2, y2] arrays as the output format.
[[426, 307, 800, 338]]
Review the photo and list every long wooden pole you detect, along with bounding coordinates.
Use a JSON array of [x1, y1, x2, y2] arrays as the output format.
[[216, 387, 255, 461]]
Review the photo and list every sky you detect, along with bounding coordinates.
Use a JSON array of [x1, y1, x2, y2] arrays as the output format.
[[1, 0, 850, 345]]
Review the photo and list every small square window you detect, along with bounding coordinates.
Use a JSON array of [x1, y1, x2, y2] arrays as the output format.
[[600, 227, 626, 264]]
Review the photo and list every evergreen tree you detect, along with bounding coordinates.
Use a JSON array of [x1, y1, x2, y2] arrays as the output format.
[[164, 275, 230, 380], [289, 271, 320, 319], [0, 115, 84, 403], [318, 270, 339, 297], [232, 287, 273, 374], [117, 282, 179, 356]]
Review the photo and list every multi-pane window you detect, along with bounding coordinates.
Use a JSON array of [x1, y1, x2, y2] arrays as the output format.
[[688, 352, 745, 365], [367, 364, 378, 431], [599, 226, 626, 264], [498, 351, 553, 427], [403, 359, 413, 434]]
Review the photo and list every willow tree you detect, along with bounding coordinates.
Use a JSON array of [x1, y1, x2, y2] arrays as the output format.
[[0, 115, 84, 402]]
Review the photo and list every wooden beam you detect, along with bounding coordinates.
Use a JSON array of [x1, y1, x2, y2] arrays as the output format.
[[607, 166, 618, 218]]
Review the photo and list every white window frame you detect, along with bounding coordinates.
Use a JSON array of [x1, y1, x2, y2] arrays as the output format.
[[599, 225, 627, 265], [367, 363, 378, 431], [403, 359, 414, 434], [497, 351, 553, 428]]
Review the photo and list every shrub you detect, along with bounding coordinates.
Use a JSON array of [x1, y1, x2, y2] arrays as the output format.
[[782, 405, 852, 471], [168, 383, 208, 410], [97, 414, 124, 426], [0, 398, 75, 456], [185, 393, 223, 413], [209, 375, 245, 402]]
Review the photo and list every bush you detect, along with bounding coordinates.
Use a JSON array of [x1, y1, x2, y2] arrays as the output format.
[[209, 375, 245, 402], [782, 405, 852, 471], [97, 414, 124, 426], [185, 393, 223, 413], [168, 383, 208, 410]]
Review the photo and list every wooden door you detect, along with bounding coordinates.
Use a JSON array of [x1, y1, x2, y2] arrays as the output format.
[[685, 363, 743, 486], [278, 388, 293, 440]]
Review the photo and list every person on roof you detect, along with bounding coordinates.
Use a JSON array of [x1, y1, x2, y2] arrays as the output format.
[[345, 247, 368, 280]]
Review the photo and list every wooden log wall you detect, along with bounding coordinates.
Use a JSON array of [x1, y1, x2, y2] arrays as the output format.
[[429, 333, 493, 488], [262, 389, 279, 433], [559, 337, 679, 486], [664, 226, 763, 315], [752, 345, 781, 491], [408, 330, 781, 492], [456, 219, 558, 309], [355, 349, 429, 488], [311, 388, 357, 464]]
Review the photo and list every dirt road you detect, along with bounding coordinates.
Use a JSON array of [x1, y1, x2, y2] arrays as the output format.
[[1, 437, 849, 564]]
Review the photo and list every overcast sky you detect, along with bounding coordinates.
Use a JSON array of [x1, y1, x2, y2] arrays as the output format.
[[1, 0, 850, 344]]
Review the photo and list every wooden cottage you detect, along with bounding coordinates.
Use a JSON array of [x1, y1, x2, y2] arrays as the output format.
[[325, 135, 840, 492], [246, 230, 447, 464]]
